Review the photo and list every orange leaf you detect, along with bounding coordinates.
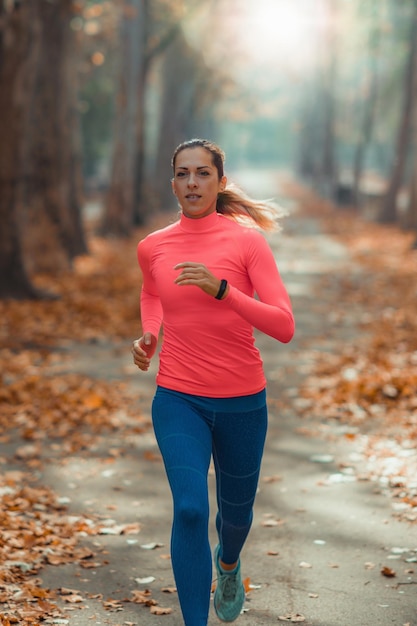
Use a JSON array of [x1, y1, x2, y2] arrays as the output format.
[[83, 392, 104, 409], [381, 566, 396, 578], [143, 450, 162, 462]]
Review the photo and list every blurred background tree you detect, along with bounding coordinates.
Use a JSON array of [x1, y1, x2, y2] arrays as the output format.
[[0, 0, 86, 297], [2, 0, 417, 299]]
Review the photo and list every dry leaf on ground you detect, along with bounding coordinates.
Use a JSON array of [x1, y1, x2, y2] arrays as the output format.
[[278, 613, 306, 623]]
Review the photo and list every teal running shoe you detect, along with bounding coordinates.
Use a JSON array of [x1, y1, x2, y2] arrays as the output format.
[[213, 544, 245, 622]]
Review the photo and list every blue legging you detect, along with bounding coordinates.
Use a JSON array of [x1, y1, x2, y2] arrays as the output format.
[[151, 386, 268, 626]]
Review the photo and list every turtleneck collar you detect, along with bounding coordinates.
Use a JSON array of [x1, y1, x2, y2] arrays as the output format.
[[179, 210, 220, 233]]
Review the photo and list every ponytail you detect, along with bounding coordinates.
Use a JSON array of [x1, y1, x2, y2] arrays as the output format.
[[216, 183, 284, 232]]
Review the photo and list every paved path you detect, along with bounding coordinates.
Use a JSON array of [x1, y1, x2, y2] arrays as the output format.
[[39, 175, 416, 625]]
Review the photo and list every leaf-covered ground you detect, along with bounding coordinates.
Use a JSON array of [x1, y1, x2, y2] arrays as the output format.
[[0, 226, 155, 624], [284, 182, 417, 524]]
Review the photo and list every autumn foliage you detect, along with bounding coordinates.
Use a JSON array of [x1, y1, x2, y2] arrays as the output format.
[[285, 182, 417, 522], [0, 234, 142, 350], [0, 226, 152, 622]]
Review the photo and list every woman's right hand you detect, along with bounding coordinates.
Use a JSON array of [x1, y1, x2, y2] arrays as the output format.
[[132, 333, 157, 371]]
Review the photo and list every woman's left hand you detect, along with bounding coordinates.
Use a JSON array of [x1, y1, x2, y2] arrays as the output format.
[[174, 262, 228, 299]]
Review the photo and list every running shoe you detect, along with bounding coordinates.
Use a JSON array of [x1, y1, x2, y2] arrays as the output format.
[[213, 544, 245, 622]]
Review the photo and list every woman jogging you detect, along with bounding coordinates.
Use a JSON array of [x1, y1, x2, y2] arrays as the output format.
[[132, 138, 295, 626]]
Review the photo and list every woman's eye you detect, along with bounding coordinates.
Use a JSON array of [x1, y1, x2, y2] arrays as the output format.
[[176, 172, 186, 177], [199, 171, 209, 176]]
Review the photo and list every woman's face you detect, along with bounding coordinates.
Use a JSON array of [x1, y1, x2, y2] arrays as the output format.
[[172, 147, 227, 219]]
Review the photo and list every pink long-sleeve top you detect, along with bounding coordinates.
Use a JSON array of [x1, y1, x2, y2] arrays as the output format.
[[137, 210, 295, 397]]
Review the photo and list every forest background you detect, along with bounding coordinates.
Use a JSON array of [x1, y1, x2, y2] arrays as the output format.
[[2, 0, 417, 299]]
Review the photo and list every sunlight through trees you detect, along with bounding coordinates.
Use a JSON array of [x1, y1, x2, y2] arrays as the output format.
[[2, 0, 417, 297]]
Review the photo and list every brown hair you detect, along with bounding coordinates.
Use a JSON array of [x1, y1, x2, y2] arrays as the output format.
[[172, 138, 284, 232]]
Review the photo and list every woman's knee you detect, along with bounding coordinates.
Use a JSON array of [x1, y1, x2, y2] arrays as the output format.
[[217, 509, 253, 531], [174, 497, 209, 530]]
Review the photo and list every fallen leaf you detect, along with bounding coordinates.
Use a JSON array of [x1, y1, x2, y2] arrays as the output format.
[[150, 605, 173, 615], [64, 594, 84, 603], [262, 475, 282, 483], [381, 566, 396, 578], [103, 598, 124, 610], [79, 561, 102, 569], [248, 582, 262, 590], [130, 589, 157, 605], [140, 542, 164, 550], [58, 588, 81, 596], [143, 450, 162, 462], [98, 522, 140, 535], [278, 613, 306, 622], [76, 547, 96, 560], [135, 576, 156, 584], [46, 555, 68, 566], [83, 392, 105, 409], [261, 518, 285, 527], [15, 444, 41, 459], [310, 454, 334, 463]]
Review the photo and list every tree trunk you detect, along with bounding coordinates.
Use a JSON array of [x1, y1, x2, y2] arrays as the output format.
[[132, 7, 182, 225], [132, 95, 147, 225], [22, 0, 87, 274], [0, 2, 40, 298], [404, 92, 417, 235], [59, 3, 86, 258], [379, 4, 417, 224], [102, 0, 147, 236], [299, 0, 338, 197], [352, 3, 381, 207], [405, 168, 417, 235], [297, 89, 320, 182]]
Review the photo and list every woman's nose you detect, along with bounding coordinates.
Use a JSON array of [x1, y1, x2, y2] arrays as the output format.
[[187, 173, 197, 187]]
